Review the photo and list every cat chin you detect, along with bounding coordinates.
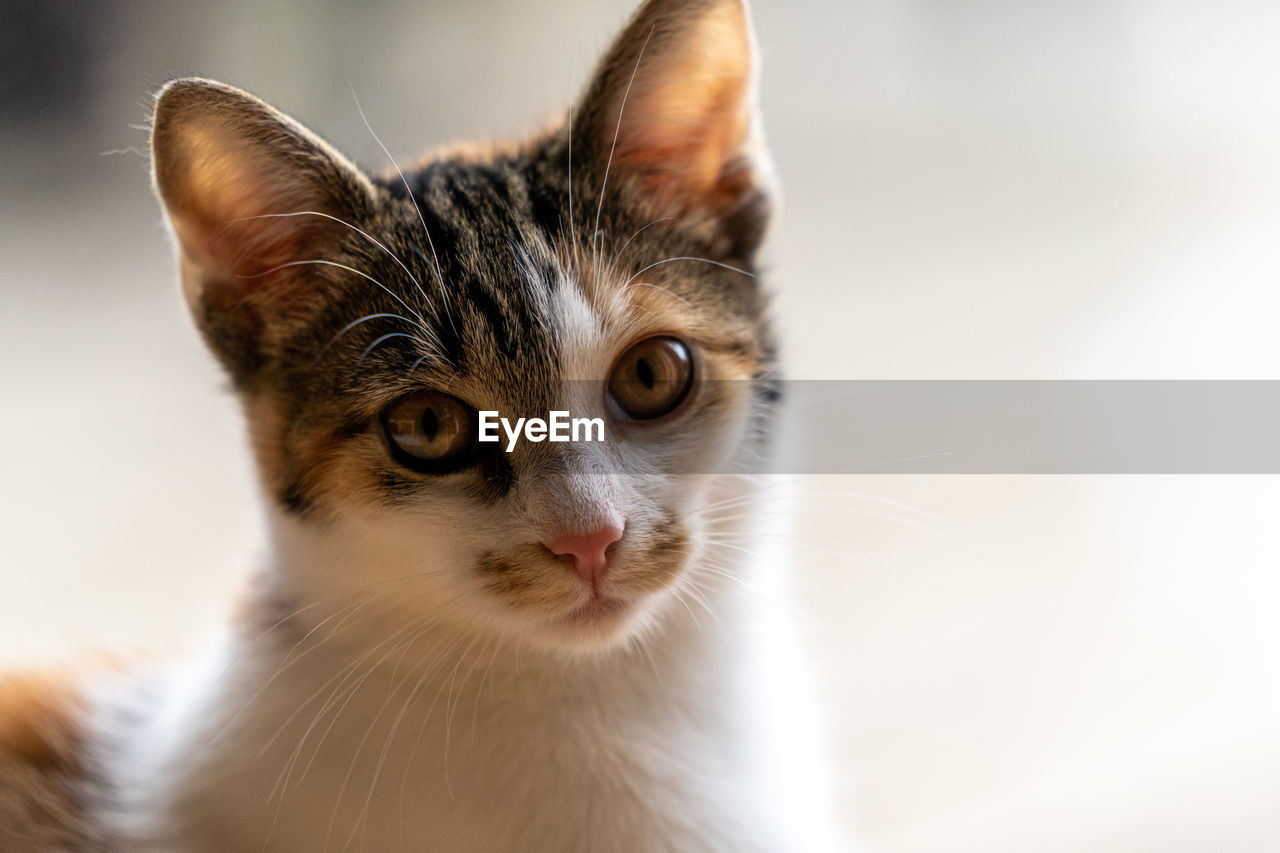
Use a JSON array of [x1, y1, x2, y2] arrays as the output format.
[[479, 588, 672, 656], [540, 597, 650, 649]]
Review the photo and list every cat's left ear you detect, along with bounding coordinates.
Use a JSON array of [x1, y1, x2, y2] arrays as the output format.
[[151, 78, 376, 315], [151, 78, 377, 383], [575, 0, 773, 248]]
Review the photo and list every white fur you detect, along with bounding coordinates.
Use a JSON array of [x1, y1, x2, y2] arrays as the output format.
[[88, 490, 845, 852]]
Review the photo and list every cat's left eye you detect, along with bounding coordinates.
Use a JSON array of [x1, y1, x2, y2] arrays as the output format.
[[380, 391, 479, 473]]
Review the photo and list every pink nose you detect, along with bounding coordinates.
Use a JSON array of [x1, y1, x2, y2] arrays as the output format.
[[544, 522, 625, 588]]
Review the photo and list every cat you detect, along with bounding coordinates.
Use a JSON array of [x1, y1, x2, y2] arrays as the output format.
[[0, 0, 843, 849]]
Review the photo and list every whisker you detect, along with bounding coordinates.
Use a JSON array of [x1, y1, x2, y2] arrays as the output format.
[[469, 638, 502, 737], [241, 210, 427, 302], [567, 102, 576, 254], [335, 619, 440, 851], [228, 596, 385, 747], [322, 312, 425, 357], [406, 352, 445, 376], [679, 578, 722, 626], [424, 633, 483, 805], [275, 616, 431, 804], [361, 331, 435, 360], [608, 215, 676, 280], [668, 585, 702, 630], [621, 281, 694, 308], [409, 246, 447, 304], [397, 631, 473, 821], [349, 85, 457, 339], [703, 533, 929, 591], [593, 26, 656, 290], [244, 259, 431, 336], [217, 571, 458, 747], [622, 256, 754, 289], [259, 597, 438, 767]]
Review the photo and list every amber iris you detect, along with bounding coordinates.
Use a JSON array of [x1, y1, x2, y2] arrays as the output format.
[[607, 336, 694, 420], [381, 391, 478, 471]]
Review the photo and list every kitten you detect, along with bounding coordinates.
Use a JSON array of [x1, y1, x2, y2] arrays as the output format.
[[0, 0, 842, 849]]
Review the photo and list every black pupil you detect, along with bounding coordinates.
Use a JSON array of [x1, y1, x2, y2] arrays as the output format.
[[636, 357, 655, 390], [421, 408, 440, 441]]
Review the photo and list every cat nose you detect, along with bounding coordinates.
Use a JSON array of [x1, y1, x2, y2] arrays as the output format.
[[544, 522, 625, 588]]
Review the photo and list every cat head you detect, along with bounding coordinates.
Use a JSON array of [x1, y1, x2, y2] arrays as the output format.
[[151, 0, 777, 653]]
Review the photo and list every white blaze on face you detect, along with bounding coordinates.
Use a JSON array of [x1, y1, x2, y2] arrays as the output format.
[[505, 240, 623, 532], [514, 237, 620, 444]]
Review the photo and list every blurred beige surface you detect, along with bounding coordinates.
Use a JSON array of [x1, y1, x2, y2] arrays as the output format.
[[2, 1, 1280, 850]]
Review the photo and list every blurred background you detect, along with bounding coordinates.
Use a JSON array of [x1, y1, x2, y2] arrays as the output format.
[[3, 1, 1280, 850]]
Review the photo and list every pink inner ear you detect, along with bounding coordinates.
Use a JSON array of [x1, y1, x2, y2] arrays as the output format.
[[163, 118, 340, 284], [606, 1, 756, 211], [618, 80, 751, 205]]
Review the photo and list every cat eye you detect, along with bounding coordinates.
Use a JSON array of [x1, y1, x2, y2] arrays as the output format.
[[380, 391, 479, 472], [607, 336, 694, 420]]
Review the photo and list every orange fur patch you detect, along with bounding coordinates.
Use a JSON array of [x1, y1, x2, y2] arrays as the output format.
[[0, 672, 96, 851]]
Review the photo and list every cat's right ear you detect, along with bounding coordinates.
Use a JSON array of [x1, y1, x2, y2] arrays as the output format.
[[572, 0, 773, 252], [150, 79, 375, 381]]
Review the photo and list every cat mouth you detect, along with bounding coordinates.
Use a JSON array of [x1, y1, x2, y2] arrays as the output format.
[[556, 594, 629, 626], [477, 533, 691, 641]]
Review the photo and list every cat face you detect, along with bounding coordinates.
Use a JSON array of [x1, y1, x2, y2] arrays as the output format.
[[151, 0, 776, 652]]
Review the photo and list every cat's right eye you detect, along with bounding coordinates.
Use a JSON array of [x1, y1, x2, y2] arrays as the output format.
[[607, 336, 695, 420], [380, 391, 479, 473]]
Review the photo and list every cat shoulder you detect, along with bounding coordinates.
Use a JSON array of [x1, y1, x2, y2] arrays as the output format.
[[0, 670, 99, 852]]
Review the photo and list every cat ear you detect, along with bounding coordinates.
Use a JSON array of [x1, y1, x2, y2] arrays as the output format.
[[575, 0, 772, 236], [151, 78, 375, 314], [151, 78, 376, 382]]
